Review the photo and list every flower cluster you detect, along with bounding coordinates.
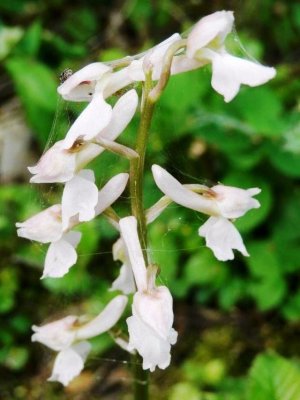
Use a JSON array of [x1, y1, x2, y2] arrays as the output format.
[[17, 11, 274, 386]]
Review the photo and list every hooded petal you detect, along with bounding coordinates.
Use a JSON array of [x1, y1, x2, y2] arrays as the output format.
[[94, 173, 129, 216], [103, 68, 135, 98], [212, 184, 261, 219], [152, 165, 219, 215], [208, 51, 276, 102], [97, 89, 138, 142], [186, 11, 234, 58], [58, 62, 111, 101], [198, 216, 249, 261], [111, 262, 136, 294], [48, 341, 91, 386], [61, 170, 99, 229], [28, 141, 76, 183], [119, 216, 147, 292], [42, 231, 82, 279], [31, 315, 77, 351], [16, 205, 62, 243], [63, 92, 113, 149], [76, 295, 128, 340]]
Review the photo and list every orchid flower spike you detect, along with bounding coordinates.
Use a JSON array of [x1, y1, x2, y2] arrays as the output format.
[[119, 216, 177, 371], [185, 11, 276, 101], [152, 164, 261, 261], [16, 173, 129, 278], [31, 295, 127, 386]]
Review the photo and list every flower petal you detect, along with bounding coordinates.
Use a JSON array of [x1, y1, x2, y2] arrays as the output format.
[[58, 62, 111, 101], [209, 51, 276, 102], [31, 315, 77, 351], [48, 341, 91, 386], [28, 141, 76, 183], [61, 169, 99, 229], [95, 173, 129, 216], [42, 231, 82, 278], [186, 11, 234, 58], [198, 216, 249, 261], [76, 295, 128, 340], [16, 205, 63, 243], [119, 216, 147, 292], [111, 262, 136, 294], [63, 92, 113, 149], [152, 165, 218, 215], [97, 89, 138, 142]]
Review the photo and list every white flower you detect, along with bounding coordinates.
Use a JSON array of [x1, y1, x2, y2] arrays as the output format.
[[185, 11, 276, 102], [62, 88, 138, 150], [32, 295, 128, 386], [119, 216, 177, 371], [28, 140, 102, 184], [17, 173, 129, 278], [110, 238, 136, 295], [152, 164, 260, 261]]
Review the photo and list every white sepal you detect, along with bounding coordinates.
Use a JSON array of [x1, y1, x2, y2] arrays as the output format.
[[95, 173, 129, 216]]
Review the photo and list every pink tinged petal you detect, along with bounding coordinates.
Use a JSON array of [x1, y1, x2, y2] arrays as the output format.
[[119, 216, 147, 292], [28, 141, 76, 183], [31, 315, 77, 351], [212, 184, 261, 219], [186, 11, 234, 58], [61, 170, 98, 229], [111, 262, 136, 295], [63, 93, 113, 149], [42, 231, 82, 279], [94, 173, 129, 216], [152, 165, 219, 215], [198, 216, 249, 261], [76, 295, 128, 340], [97, 89, 138, 142], [48, 341, 91, 386], [57, 62, 111, 101], [209, 52, 276, 102], [16, 205, 63, 243], [126, 314, 173, 372]]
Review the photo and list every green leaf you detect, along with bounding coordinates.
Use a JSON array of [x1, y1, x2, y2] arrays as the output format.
[[5, 57, 57, 146], [14, 21, 42, 56], [246, 241, 282, 278], [248, 276, 287, 311], [268, 143, 300, 178], [247, 352, 300, 400]]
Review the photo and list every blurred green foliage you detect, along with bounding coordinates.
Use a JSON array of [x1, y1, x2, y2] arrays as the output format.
[[1, 0, 300, 398]]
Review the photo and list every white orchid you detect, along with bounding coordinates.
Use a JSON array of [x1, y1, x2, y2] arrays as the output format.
[[17, 172, 129, 278], [119, 216, 177, 371], [184, 10, 276, 102], [152, 164, 260, 261], [32, 295, 128, 386]]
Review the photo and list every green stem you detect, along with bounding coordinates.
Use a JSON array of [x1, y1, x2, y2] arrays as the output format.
[[129, 74, 155, 400], [130, 74, 155, 263]]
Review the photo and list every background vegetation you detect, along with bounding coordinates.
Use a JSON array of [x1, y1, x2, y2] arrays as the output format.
[[1, 0, 300, 399]]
